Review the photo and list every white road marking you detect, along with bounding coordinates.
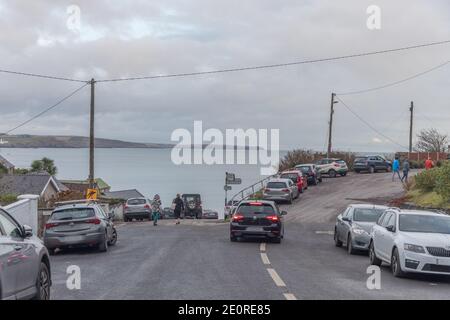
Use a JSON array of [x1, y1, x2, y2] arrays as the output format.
[[260, 253, 270, 265], [315, 230, 334, 235], [267, 268, 286, 287], [260, 243, 266, 252], [283, 293, 298, 300]]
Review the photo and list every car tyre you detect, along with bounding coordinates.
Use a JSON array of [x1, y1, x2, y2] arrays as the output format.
[[328, 169, 337, 178], [340, 172, 347, 177], [369, 166, 375, 174], [391, 248, 406, 278], [272, 237, 282, 244], [369, 242, 382, 266], [347, 234, 356, 255], [109, 228, 117, 246], [98, 233, 108, 252], [33, 262, 51, 300], [334, 229, 342, 247], [230, 235, 237, 242]]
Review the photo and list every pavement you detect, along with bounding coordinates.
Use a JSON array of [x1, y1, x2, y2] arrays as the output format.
[[50, 171, 450, 300]]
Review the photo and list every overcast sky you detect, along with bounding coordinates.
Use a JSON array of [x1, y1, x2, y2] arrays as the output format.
[[0, 0, 449, 151]]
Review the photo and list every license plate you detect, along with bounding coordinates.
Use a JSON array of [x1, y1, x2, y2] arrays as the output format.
[[246, 226, 263, 232], [65, 236, 84, 242]]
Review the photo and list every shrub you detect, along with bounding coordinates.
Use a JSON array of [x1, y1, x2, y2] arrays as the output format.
[[0, 194, 18, 206], [414, 168, 438, 192], [435, 163, 450, 202]]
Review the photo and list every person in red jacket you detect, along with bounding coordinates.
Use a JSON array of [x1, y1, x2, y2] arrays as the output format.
[[424, 157, 434, 170]]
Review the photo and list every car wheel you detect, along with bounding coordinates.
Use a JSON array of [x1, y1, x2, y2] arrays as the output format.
[[272, 237, 281, 244], [328, 170, 337, 178], [98, 233, 108, 252], [109, 228, 117, 246], [340, 172, 347, 177], [391, 248, 406, 277], [347, 234, 356, 255], [33, 262, 51, 300], [369, 242, 382, 266], [230, 235, 237, 242], [334, 229, 343, 247], [369, 166, 375, 174]]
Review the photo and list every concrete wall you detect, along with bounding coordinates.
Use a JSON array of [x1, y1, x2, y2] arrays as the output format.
[[4, 194, 39, 235]]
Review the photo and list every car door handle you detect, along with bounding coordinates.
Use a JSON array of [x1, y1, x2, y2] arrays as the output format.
[[14, 245, 22, 251]]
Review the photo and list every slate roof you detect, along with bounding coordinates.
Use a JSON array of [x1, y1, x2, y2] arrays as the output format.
[[0, 155, 15, 169], [103, 189, 145, 200], [0, 173, 61, 196]]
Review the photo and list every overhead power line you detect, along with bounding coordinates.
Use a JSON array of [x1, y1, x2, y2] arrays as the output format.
[[96, 40, 450, 83], [1, 83, 89, 136], [337, 60, 450, 95], [335, 96, 409, 150], [0, 69, 87, 83]]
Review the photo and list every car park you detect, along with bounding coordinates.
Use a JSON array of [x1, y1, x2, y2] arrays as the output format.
[[0, 207, 51, 300], [44, 203, 117, 254], [263, 178, 299, 204], [353, 155, 392, 173], [280, 170, 307, 193], [124, 197, 152, 222], [182, 194, 203, 219], [295, 164, 322, 185], [369, 208, 450, 277], [316, 158, 349, 177], [230, 200, 287, 243], [334, 204, 388, 254]]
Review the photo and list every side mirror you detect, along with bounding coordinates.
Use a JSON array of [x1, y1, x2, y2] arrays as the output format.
[[386, 225, 396, 232], [342, 217, 351, 222], [281, 211, 288, 216], [23, 225, 33, 238]]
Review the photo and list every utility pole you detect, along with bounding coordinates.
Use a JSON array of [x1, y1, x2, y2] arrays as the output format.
[[327, 93, 336, 158], [89, 78, 95, 189], [409, 101, 414, 153]]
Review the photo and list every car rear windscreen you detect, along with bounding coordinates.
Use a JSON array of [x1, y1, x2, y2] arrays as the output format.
[[127, 199, 146, 205], [399, 214, 450, 234], [297, 166, 310, 173], [266, 182, 287, 189], [237, 203, 275, 216], [336, 160, 346, 164], [280, 174, 298, 182], [353, 208, 385, 222], [355, 157, 368, 162], [52, 208, 95, 220]]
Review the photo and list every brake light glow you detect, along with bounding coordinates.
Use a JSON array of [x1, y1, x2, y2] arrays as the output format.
[[86, 218, 101, 225], [232, 213, 245, 222], [45, 222, 59, 229], [144, 204, 150, 209], [282, 189, 290, 192], [249, 202, 262, 206], [266, 215, 279, 222]]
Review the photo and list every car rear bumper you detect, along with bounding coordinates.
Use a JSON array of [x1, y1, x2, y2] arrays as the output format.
[[351, 234, 371, 250], [44, 232, 104, 249], [124, 211, 151, 218], [231, 224, 281, 238], [263, 194, 291, 201], [400, 251, 450, 275]]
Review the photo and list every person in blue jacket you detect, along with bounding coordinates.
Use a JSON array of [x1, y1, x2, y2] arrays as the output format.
[[392, 156, 401, 181]]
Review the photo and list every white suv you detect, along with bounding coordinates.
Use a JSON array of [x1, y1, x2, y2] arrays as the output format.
[[369, 208, 450, 277]]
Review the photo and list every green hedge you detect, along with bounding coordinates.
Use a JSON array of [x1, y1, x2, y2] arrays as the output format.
[[415, 162, 450, 202]]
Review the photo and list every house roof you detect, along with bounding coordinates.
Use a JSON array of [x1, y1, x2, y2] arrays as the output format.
[[0, 155, 15, 169], [0, 173, 61, 196], [60, 178, 110, 190], [103, 189, 145, 200]]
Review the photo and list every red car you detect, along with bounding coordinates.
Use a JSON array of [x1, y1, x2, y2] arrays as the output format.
[[280, 170, 308, 193]]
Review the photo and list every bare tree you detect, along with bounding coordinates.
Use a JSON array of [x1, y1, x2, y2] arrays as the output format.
[[415, 128, 448, 152]]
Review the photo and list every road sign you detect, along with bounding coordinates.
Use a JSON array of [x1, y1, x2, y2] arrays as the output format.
[[227, 178, 242, 185], [224, 185, 232, 191], [226, 172, 241, 184], [86, 188, 98, 200]]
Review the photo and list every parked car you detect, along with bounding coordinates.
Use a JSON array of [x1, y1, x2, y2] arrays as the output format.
[[353, 155, 392, 173], [161, 207, 175, 219], [182, 194, 203, 219], [202, 209, 219, 219], [369, 208, 450, 277], [0, 207, 51, 300], [263, 178, 299, 204], [230, 200, 287, 243], [316, 158, 349, 177], [225, 200, 241, 219], [295, 164, 322, 185], [334, 204, 388, 254], [280, 170, 307, 193], [124, 197, 152, 222], [44, 203, 117, 254]]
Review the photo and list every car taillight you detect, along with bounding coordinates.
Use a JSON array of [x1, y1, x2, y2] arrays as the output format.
[[266, 215, 279, 223], [144, 204, 150, 209], [264, 188, 270, 192], [334, 163, 340, 167], [45, 222, 59, 229], [282, 188, 290, 192], [232, 213, 244, 222], [86, 218, 101, 225], [124, 205, 128, 209]]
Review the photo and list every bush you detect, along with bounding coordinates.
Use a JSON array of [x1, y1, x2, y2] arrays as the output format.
[[0, 194, 18, 206], [415, 168, 438, 192], [435, 163, 450, 201]]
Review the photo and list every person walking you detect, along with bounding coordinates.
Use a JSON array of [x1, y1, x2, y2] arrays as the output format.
[[172, 194, 184, 225], [425, 157, 434, 170], [151, 194, 162, 226], [392, 156, 401, 181], [401, 159, 410, 183]]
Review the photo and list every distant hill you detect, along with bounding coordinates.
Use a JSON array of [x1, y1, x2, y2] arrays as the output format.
[[0, 135, 173, 149]]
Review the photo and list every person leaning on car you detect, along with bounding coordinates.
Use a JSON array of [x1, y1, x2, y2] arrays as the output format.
[[172, 194, 184, 225]]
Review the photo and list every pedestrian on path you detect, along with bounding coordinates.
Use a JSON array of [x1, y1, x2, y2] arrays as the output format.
[[425, 157, 434, 170], [151, 194, 162, 226], [401, 159, 410, 183], [392, 156, 401, 182], [172, 194, 184, 225]]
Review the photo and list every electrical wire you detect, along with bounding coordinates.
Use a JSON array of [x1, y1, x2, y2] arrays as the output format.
[[335, 96, 409, 150], [337, 60, 450, 95], [0, 69, 88, 83], [1, 83, 89, 136], [96, 40, 450, 83]]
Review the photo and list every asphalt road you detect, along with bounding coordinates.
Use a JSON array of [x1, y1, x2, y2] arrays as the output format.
[[50, 171, 450, 300]]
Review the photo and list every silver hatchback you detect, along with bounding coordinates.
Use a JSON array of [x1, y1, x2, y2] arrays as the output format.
[[0, 207, 51, 300]]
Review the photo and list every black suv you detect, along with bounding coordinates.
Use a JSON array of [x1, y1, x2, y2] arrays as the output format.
[[182, 194, 203, 219], [353, 155, 392, 173], [230, 200, 286, 243]]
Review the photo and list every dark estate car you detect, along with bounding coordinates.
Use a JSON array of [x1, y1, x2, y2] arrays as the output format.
[[353, 155, 392, 173], [44, 203, 117, 254], [182, 194, 203, 219], [230, 200, 287, 243], [295, 164, 322, 185]]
